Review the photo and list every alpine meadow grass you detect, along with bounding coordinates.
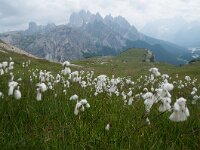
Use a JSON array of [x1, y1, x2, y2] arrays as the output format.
[[0, 48, 200, 149]]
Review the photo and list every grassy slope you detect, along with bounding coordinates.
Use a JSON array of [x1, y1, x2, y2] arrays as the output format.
[[0, 47, 200, 149], [76, 48, 200, 78]]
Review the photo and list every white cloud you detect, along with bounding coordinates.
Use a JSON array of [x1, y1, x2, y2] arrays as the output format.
[[0, 0, 200, 32]]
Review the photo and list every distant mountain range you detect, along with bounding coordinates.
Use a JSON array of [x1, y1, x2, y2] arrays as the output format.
[[0, 10, 190, 64], [141, 18, 200, 48]]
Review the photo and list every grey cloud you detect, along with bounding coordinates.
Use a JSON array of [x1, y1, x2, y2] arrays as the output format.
[[0, 0, 20, 18], [0, 0, 200, 32]]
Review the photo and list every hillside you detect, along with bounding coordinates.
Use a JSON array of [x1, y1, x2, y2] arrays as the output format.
[[0, 46, 200, 149], [0, 40, 62, 71], [75, 48, 200, 77], [0, 40, 38, 59]]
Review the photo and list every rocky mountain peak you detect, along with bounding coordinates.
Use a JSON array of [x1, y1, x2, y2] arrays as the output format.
[[95, 12, 103, 20], [69, 10, 93, 27], [104, 14, 114, 22], [44, 23, 56, 33], [114, 16, 131, 28], [88, 12, 104, 24], [46, 23, 56, 28], [27, 22, 38, 33]]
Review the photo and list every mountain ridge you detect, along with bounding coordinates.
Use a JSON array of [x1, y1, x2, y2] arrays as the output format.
[[0, 10, 189, 65]]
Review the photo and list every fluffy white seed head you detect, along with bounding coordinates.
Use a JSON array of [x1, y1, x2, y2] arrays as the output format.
[[169, 97, 189, 122], [14, 86, 21, 100], [105, 124, 111, 131], [70, 94, 78, 101]]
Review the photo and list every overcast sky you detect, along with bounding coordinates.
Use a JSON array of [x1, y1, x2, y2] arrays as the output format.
[[0, 0, 200, 33]]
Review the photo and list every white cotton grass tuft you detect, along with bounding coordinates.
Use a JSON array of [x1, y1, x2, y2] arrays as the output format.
[[8, 81, 18, 96], [17, 78, 22, 82], [74, 102, 82, 115], [169, 97, 190, 122], [36, 88, 42, 101], [81, 81, 87, 88], [115, 91, 119, 96], [127, 89, 133, 97], [142, 92, 154, 113], [158, 97, 171, 112], [14, 86, 21, 100], [70, 94, 78, 101], [192, 95, 199, 104], [142, 92, 153, 100], [80, 105, 85, 112], [0, 67, 4, 75], [74, 99, 90, 115], [161, 83, 174, 91], [143, 88, 148, 92], [8, 62, 14, 70], [81, 99, 90, 109], [128, 97, 134, 105], [151, 87, 154, 92], [121, 91, 127, 100], [185, 76, 191, 81], [62, 61, 70, 67], [94, 92, 98, 96], [156, 82, 174, 112], [54, 93, 57, 98], [39, 83, 47, 92], [0, 92, 4, 98], [149, 67, 161, 77], [2, 61, 8, 68], [146, 118, 151, 125], [85, 103, 90, 108], [162, 74, 169, 79], [105, 123, 111, 131], [193, 87, 198, 92], [191, 91, 196, 95], [80, 99, 88, 105], [63, 89, 67, 95], [191, 87, 197, 96], [62, 67, 71, 75], [35, 82, 47, 101]]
